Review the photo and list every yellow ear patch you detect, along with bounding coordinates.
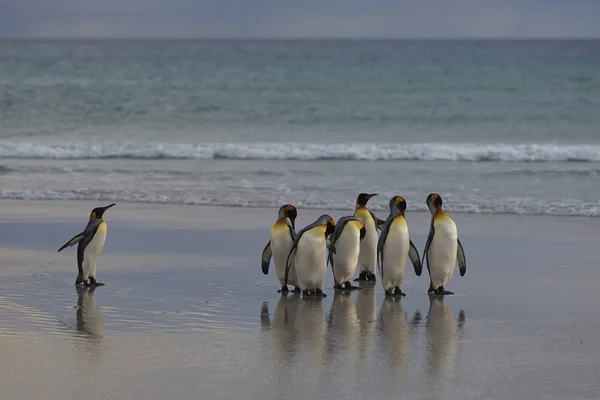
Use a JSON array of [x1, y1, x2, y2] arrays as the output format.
[[91, 211, 96, 219], [354, 207, 369, 220], [434, 211, 451, 221], [273, 219, 289, 229], [304, 225, 326, 237], [392, 214, 408, 228], [395, 196, 405, 205], [349, 220, 365, 231]]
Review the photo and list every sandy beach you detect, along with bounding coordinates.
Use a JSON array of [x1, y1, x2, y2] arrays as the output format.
[[1, 200, 600, 400]]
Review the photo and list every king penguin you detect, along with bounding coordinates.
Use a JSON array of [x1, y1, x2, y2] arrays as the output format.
[[261, 204, 300, 293], [285, 214, 336, 297], [327, 216, 366, 290], [353, 193, 384, 282], [377, 196, 422, 297], [58, 204, 116, 286], [423, 193, 466, 295]]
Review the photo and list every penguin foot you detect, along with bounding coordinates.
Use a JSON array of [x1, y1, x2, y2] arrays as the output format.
[[315, 289, 327, 298], [353, 272, 368, 282], [293, 286, 302, 294], [428, 282, 435, 293], [303, 289, 314, 296], [278, 286, 289, 294], [367, 272, 377, 282], [435, 286, 454, 296], [87, 277, 105, 287], [385, 288, 405, 297], [343, 281, 361, 290]]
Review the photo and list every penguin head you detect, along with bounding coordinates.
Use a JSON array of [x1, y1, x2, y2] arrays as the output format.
[[278, 204, 297, 229], [90, 203, 116, 220], [356, 193, 377, 207], [389, 196, 407, 216], [316, 214, 336, 237], [426, 193, 443, 214]]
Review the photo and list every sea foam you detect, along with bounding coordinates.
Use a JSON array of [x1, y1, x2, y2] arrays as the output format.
[[0, 142, 599, 162]]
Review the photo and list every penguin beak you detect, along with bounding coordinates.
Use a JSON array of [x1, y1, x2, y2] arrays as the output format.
[[290, 216, 296, 230], [367, 193, 377, 199], [103, 203, 116, 212]]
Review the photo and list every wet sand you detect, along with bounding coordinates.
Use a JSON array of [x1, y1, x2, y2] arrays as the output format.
[[1, 200, 600, 400]]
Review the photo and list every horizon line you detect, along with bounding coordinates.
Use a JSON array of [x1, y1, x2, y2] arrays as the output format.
[[1, 36, 600, 41]]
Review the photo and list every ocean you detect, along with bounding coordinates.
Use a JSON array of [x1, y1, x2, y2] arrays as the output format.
[[1, 39, 599, 216]]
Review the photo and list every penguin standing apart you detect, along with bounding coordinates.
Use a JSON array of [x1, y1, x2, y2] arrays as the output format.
[[285, 214, 336, 297], [58, 204, 116, 286], [327, 216, 366, 290], [353, 193, 384, 282], [261, 204, 300, 293], [423, 193, 466, 295], [377, 196, 422, 297]]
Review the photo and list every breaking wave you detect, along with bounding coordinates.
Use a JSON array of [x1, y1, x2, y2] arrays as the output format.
[[1, 142, 599, 162]]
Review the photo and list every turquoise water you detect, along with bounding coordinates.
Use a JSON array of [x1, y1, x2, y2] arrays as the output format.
[[1, 39, 600, 215]]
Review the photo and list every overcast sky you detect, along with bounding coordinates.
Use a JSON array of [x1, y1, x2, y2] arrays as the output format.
[[1, 0, 599, 38]]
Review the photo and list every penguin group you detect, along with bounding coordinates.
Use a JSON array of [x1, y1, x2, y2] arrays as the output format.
[[261, 193, 466, 297]]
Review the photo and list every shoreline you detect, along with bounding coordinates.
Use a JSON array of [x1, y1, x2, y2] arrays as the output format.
[[1, 198, 598, 235], [1, 197, 599, 217]]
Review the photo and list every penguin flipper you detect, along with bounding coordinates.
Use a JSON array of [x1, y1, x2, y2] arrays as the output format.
[[58, 231, 88, 252], [327, 241, 336, 255], [457, 238, 466, 276], [376, 217, 392, 280], [422, 222, 435, 269], [261, 241, 272, 275], [284, 239, 299, 286], [368, 210, 385, 230], [408, 239, 422, 276], [328, 247, 336, 284]]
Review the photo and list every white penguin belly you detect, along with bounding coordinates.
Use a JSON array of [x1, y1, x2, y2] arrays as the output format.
[[331, 228, 361, 284], [83, 223, 107, 280], [428, 219, 458, 288], [380, 224, 409, 291], [295, 235, 327, 290], [270, 229, 298, 287], [357, 216, 378, 273]]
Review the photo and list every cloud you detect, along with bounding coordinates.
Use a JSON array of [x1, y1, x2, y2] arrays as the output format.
[[1, 0, 599, 38]]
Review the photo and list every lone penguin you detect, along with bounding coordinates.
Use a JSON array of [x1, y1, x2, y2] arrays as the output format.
[[58, 204, 116, 286]]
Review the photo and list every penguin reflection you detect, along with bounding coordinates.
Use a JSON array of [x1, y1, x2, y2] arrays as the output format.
[[260, 293, 301, 365], [354, 283, 377, 356], [377, 296, 416, 374], [325, 290, 360, 361], [261, 296, 327, 398], [75, 285, 104, 337], [295, 297, 327, 366], [425, 294, 466, 387]]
